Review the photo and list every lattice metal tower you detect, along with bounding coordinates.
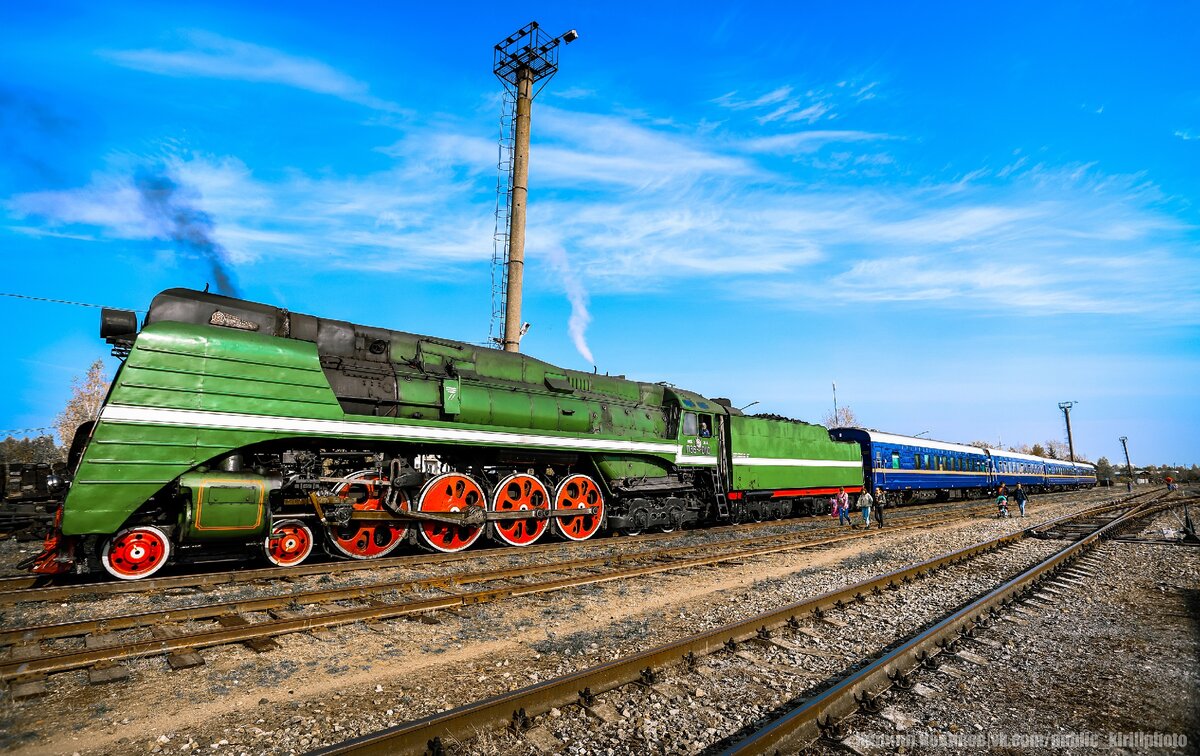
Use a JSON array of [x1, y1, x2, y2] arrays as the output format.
[[489, 22, 578, 351]]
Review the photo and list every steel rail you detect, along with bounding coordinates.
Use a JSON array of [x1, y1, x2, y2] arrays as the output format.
[[0, 505, 996, 682], [718, 498, 1171, 754], [0, 493, 1042, 604]]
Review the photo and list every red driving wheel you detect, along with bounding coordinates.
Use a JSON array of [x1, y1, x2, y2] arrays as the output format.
[[329, 472, 409, 559], [490, 473, 549, 547], [552, 474, 604, 541], [416, 473, 484, 553]]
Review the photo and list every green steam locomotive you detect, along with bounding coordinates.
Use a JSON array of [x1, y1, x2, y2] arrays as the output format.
[[30, 289, 862, 580]]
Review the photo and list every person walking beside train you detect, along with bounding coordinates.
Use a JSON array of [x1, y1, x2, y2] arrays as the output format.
[[873, 486, 886, 528], [835, 487, 852, 527], [1013, 483, 1028, 517], [858, 488, 873, 528]]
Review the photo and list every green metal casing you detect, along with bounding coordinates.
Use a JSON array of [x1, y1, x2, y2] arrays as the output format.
[[176, 471, 272, 541], [730, 415, 862, 491]]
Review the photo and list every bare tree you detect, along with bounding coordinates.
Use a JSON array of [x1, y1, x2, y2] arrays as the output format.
[[823, 406, 859, 428], [0, 435, 61, 464], [54, 359, 110, 453]]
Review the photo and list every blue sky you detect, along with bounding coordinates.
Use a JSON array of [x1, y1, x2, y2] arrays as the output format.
[[1, 1, 1197, 466]]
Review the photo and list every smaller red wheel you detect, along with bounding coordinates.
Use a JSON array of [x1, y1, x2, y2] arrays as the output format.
[[101, 526, 171, 580], [416, 473, 484, 553], [490, 473, 549, 547], [552, 474, 605, 541], [265, 519, 314, 567]]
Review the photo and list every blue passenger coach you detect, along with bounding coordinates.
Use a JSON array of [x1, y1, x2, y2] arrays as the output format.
[[831, 429, 1098, 501], [829, 429, 991, 501]]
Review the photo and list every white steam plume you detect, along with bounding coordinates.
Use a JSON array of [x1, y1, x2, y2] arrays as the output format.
[[545, 246, 595, 365]]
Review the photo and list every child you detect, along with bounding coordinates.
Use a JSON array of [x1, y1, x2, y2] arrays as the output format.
[[996, 493, 1009, 518]]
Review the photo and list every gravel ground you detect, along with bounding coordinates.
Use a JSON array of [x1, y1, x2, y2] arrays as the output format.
[[810, 540, 1199, 755], [0, 491, 1117, 755], [492, 537, 1066, 756]]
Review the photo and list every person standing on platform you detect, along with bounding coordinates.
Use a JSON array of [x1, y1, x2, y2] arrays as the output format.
[[873, 486, 886, 528], [858, 488, 873, 528], [1014, 483, 1028, 517]]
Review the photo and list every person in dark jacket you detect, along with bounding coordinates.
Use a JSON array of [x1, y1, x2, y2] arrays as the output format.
[[872, 486, 886, 528], [1013, 483, 1028, 517]]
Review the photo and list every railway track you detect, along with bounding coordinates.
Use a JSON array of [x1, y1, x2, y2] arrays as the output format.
[[291, 492, 1157, 754], [0, 489, 1113, 602], [1, 496, 1034, 689], [0, 488, 1113, 604]]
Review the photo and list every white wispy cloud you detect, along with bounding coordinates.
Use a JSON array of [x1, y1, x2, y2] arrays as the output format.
[[6, 104, 1197, 324], [1175, 129, 1197, 141], [739, 130, 891, 154], [103, 31, 402, 113]]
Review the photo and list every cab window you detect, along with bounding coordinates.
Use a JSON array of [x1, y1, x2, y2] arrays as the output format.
[[682, 412, 698, 436]]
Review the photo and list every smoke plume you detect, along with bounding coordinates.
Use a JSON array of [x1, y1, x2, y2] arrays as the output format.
[[135, 169, 240, 296], [545, 246, 595, 365]]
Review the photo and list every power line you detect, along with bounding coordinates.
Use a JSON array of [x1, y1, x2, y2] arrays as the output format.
[[0, 428, 54, 436], [0, 292, 145, 312]]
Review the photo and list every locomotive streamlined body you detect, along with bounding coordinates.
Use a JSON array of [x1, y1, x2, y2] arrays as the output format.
[[31, 289, 863, 579], [829, 428, 1097, 501]]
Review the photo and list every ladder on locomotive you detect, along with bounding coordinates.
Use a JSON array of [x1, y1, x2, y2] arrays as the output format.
[[713, 416, 732, 518]]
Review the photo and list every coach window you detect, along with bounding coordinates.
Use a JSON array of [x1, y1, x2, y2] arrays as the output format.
[[682, 412, 698, 436], [923, 454, 930, 469], [891, 451, 900, 469]]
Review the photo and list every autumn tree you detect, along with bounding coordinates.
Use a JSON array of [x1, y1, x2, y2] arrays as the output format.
[[1095, 456, 1114, 481], [54, 358, 110, 454], [823, 406, 859, 428]]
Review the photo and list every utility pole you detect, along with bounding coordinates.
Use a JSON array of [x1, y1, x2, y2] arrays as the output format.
[[1119, 436, 1134, 492], [1058, 401, 1077, 462], [832, 382, 838, 426], [490, 22, 578, 352]]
